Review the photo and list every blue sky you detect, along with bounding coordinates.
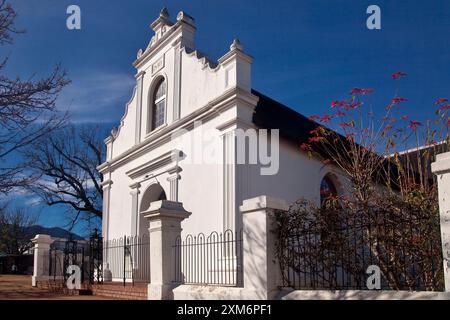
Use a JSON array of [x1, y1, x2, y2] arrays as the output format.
[[6, 0, 450, 235]]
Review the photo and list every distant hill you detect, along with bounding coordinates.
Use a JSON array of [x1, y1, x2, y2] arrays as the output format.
[[24, 225, 85, 241]]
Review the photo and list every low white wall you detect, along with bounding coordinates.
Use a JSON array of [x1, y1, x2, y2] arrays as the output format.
[[172, 285, 270, 300], [280, 289, 450, 300], [173, 285, 450, 300]]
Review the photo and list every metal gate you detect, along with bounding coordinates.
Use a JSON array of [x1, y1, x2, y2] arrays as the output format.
[[48, 229, 103, 285]]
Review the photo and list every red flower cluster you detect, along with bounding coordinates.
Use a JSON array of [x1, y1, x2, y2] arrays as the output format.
[[310, 127, 322, 136], [308, 115, 320, 121], [438, 104, 450, 112], [346, 132, 356, 140], [435, 98, 450, 112], [387, 97, 408, 109], [349, 88, 374, 95], [320, 114, 332, 123], [339, 122, 352, 128], [434, 98, 448, 105], [331, 100, 341, 108], [331, 100, 362, 110], [309, 136, 322, 143], [299, 143, 312, 152], [392, 97, 408, 104], [391, 71, 407, 79], [335, 110, 345, 117], [308, 127, 324, 144], [408, 120, 422, 130]]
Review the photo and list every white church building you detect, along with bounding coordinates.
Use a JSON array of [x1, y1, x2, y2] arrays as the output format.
[[97, 8, 347, 243], [31, 8, 450, 301]]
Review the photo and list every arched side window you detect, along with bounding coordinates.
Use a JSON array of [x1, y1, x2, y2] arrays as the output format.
[[149, 78, 166, 132], [320, 175, 338, 205]]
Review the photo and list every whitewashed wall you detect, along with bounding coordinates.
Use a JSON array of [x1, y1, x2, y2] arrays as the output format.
[[99, 9, 350, 242]]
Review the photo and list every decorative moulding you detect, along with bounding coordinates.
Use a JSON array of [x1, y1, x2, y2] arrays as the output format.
[[97, 87, 258, 174], [134, 10, 196, 69], [125, 149, 183, 180]]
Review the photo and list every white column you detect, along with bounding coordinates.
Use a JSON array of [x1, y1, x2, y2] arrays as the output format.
[[135, 71, 145, 144], [130, 182, 141, 237], [166, 166, 182, 201], [101, 179, 113, 242], [172, 39, 182, 121], [222, 130, 237, 232], [431, 152, 450, 291], [240, 195, 288, 299], [101, 179, 113, 272], [31, 234, 53, 287], [142, 200, 191, 300]]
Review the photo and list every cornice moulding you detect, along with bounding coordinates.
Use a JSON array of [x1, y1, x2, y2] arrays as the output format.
[[126, 150, 180, 180], [97, 87, 259, 174]]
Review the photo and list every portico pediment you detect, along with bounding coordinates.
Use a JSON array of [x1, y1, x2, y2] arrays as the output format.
[[126, 149, 183, 180]]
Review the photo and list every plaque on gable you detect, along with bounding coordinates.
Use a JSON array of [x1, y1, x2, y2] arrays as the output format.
[[152, 56, 165, 75]]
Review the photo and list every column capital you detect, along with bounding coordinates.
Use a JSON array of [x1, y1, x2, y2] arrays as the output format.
[[432, 152, 450, 175], [129, 181, 141, 190], [135, 70, 146, 80], [167, 165, 182, 176], [31, 234, 53, 247], [142, 200, 191, 222], [101, 179, 113, 189], [167, 166, 182, 182]]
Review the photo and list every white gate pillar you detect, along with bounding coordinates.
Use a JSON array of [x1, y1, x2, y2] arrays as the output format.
[[432, 152, 450, 291], [142, 200, 191, 300], [240, 195, 289, 299], [31, 234, 53, 287]]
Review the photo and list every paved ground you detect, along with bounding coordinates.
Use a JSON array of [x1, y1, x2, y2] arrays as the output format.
[[0, 275, 113, 300]]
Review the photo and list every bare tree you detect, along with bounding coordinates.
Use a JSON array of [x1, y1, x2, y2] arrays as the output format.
[[0, 1, 69, 194], [25, 125, 105, 223], [0, 206, 38, 255]]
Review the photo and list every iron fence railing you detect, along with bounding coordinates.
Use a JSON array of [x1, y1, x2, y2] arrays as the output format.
[[173, 229, 243, 286], [47, 233, 149, 286], [48, 240, 91, 283], [103, 235, 150, 285], [279, 209, 444, 291]]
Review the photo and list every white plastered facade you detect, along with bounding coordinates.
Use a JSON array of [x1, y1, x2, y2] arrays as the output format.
[[97, 9, 350, 242]]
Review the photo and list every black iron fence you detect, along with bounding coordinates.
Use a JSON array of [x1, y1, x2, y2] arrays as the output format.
[[278, 208, 444, 291], [103, 235, 150, 285], [173, 229, 243, 286], [48, 239, 92, 283], [47, 234, 150, 286]]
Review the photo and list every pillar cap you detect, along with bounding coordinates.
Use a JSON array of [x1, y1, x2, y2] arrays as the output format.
[[240, 195, 289, 214], [432, 151, 450, 175], [142, 200, 191, 221], [31, 234, 53, 245]]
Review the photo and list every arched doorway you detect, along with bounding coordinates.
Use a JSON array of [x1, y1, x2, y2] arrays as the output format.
[[138, 183, 167, 236]]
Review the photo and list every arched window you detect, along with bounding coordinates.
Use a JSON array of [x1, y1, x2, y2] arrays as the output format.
[[150, 78, 166, 131], [320, 175, 338, 205]]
